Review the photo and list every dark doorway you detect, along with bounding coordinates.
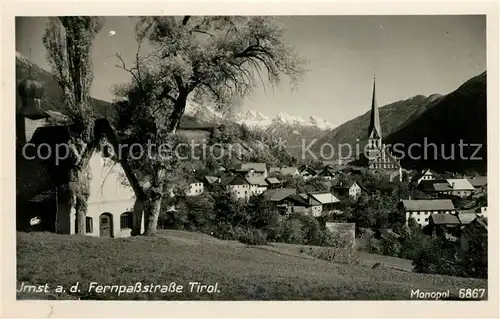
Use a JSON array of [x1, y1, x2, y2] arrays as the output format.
[[99, 213, 113, 237]]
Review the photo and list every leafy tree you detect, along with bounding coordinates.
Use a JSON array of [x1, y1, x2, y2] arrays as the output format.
[[42, 17, 103, 234], [245, 196, 280, 231], [114, 16, 306, 235]]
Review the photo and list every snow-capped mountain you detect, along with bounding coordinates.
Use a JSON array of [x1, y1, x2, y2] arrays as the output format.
[[185, 102, 334, 131], [235, 110, 273, 128], [236, 110, 333, 131]]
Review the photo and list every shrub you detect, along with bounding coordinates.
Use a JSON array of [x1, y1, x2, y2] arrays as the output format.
[[276, 219, 304, 244], [236, 227, 268, 246]]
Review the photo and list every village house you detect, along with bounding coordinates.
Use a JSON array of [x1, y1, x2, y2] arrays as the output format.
[[411, 169, 437, 186], [233, 162, 268, 178], [220, 174, 251, 201], [315, 166, 336, 180], [332, 181, 365, 200], [467, 175, 487, 192], [265, 177, 282, 189], [279, 166, 300, 177], [279, 194, 312, 215], [301, 191, 342, 216], [299, 166, 318, 180], [246, 175, 269, 196], [418, 178, 475, 198], [295, 193, 323, 217], [424, 213, 462, 240], [186, 181, 204, 196], [399, 199, 456, 227], [261, 188, 297, 214], [446, 179, 475, 197]]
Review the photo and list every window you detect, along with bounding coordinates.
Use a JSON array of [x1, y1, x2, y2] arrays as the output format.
[[86, 217, 93, 233], [417, 212, 420, 215], [120, 212, 133, 229]]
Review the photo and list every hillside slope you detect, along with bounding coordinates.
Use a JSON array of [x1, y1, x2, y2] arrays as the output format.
[[17, 231, 487, 300], [384, 72, 487, 173]]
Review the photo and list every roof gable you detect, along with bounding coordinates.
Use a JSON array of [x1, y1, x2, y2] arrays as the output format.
[[429, 213, 460, 225], [240, 162, 267, 172], [446, 179, 475, 191], [308, 192, 340, 204], [262, 188, 296, 201], [401, 199, 455, 211]]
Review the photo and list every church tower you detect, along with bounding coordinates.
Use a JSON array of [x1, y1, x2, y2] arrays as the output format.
[[368, 74, 382, 149], [16, 50, 49, 147]]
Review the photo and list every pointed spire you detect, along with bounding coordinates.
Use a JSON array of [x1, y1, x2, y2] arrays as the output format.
[[368, 72, 381, 139]]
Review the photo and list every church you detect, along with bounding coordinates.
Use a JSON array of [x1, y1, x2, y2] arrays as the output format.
[[365, 75, 403, 182], [16, 66, 145, 237]]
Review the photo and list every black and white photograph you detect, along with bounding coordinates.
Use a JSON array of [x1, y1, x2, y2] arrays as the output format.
[[2, 2, 498, 315]]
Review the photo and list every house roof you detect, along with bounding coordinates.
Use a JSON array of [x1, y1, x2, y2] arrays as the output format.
[[317, 167, 335, 176], [240, 162, 266, 172], [269, 167, 281, 174], [286, 194, 311, 206], [458, 212, 478, 225], [307, 191, 340, 204], [434, 182, 453, 192], [246, 175, 268, 186], [262, 188, 296, 202], [401, 199, 455, 212], [221, 174, 249, 186], [280, 167, 299, 176], [17, 118, 143, 204], [467, 176, 487, 188], [412, 168, 436, 181], [298, 193, 322, 206], [332, 181, 366, 191], [265, 177, 281, 184], [446, 179, 475, 191], [429, 213, 460, 225], [301, 167, 318, 175], [204, 176, 219, 184]]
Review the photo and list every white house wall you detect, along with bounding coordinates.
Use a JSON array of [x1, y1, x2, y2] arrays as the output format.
[[84, 152, 143, 238]]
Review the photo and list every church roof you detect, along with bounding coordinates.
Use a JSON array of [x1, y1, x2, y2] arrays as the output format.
[[368, 75, 382, 139]]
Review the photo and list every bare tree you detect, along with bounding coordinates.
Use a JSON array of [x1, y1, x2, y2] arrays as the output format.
[[115, 16, 307, 236], [43, 17, 103, 234]]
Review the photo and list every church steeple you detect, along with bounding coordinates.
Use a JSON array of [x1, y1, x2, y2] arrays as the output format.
[[368, 73, 382, 148]]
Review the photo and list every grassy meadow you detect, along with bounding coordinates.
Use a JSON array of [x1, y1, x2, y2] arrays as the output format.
[[16, 230, 487, 300]]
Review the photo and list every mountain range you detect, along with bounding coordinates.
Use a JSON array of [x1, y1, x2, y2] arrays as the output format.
[[312, 72, 487, 173], [16, 51, 487, 173]]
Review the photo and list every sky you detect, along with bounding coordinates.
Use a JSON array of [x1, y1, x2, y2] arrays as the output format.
[[16, 15, 486, 128]]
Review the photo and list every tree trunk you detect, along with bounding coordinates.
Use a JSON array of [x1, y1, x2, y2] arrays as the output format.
[[75, 197, 87, 234], [145, 195, 163, 236]]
